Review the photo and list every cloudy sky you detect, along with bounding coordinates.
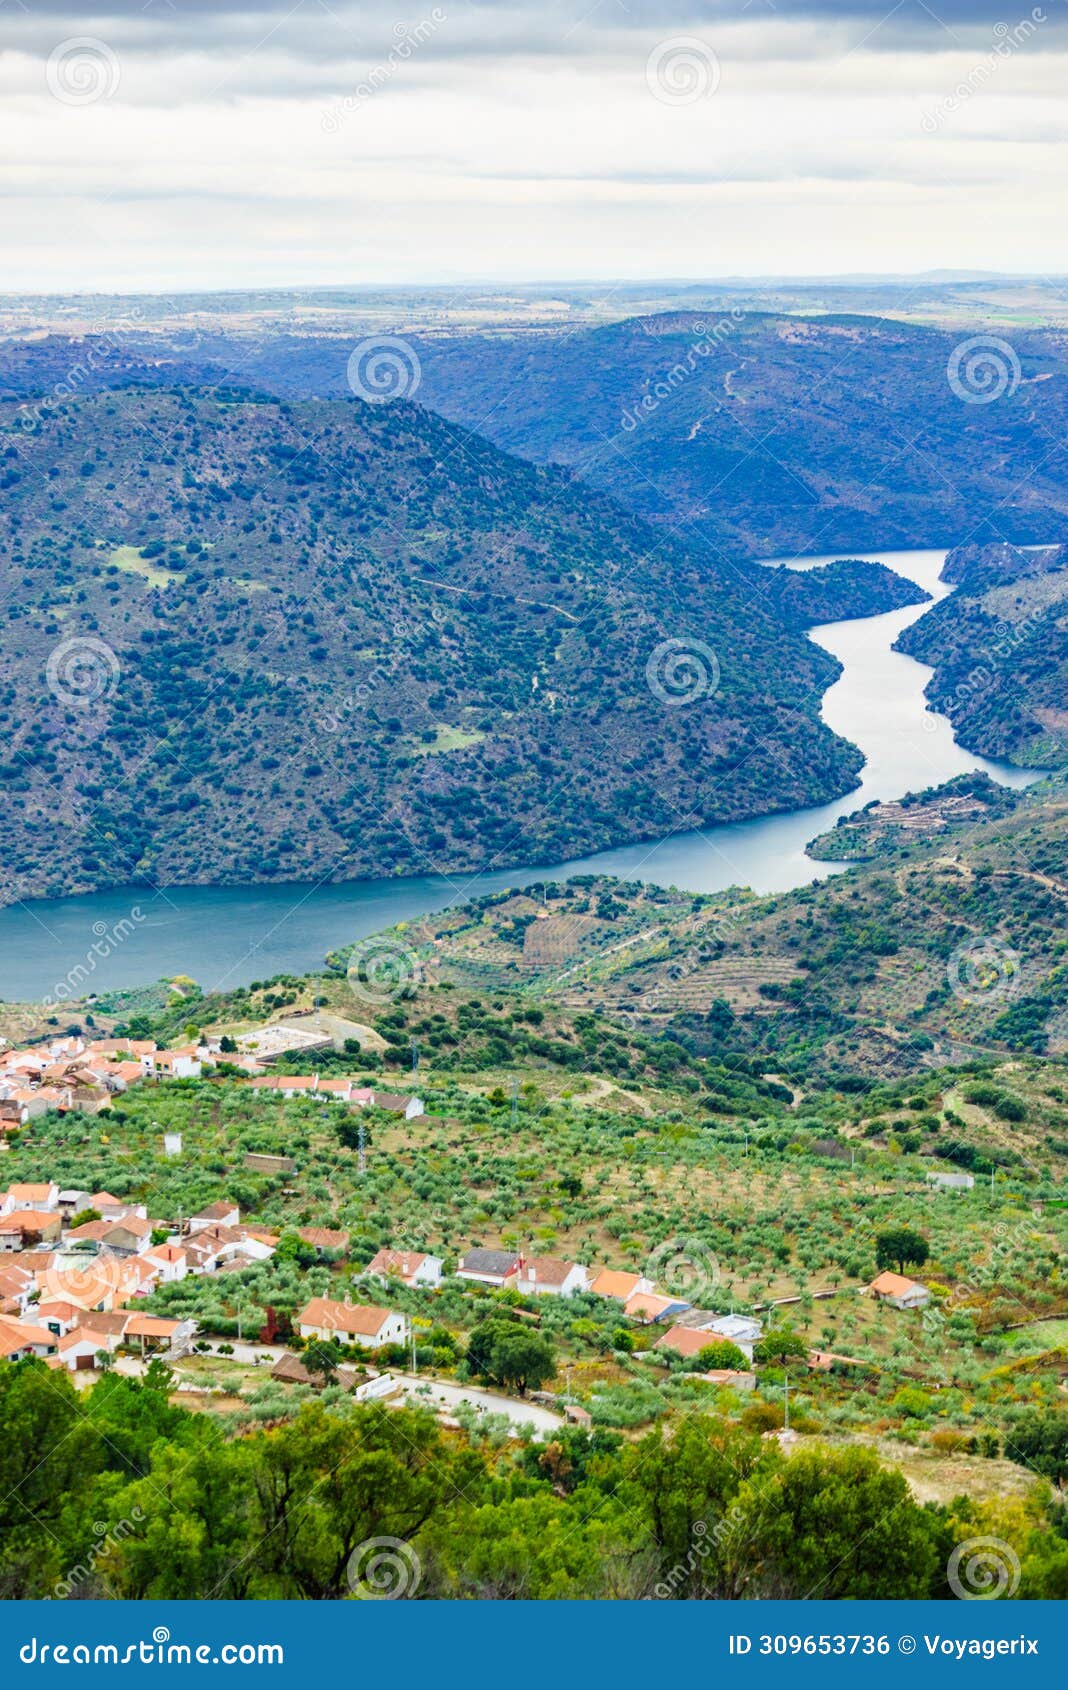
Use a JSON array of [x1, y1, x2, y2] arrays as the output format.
[[2, 0, 1066, 289]]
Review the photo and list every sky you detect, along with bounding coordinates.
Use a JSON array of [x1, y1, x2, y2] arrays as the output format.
[[2, 0, 1067, 290]]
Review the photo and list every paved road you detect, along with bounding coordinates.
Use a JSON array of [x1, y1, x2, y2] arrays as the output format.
[[392, 1373, 564, 1434]]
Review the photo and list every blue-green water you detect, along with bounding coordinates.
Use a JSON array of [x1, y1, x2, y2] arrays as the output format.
[[0, 549, 1042, 1002]]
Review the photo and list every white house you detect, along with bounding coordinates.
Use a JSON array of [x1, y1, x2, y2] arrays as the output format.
[[1, 1183, 60, 1216], [36, 1300, 81, 1337], [57, 1190, 94, 1219], [926, 1171, 975, 1192], [56, 1330, 105, 1372], [0, 1317, 58, 1361], [144, 1243, 189, 1283], [142, 1049, 202, 1081], [456, 1248, 521, 1287], [588, 1269, 655, 1303], [513, 1256, 590, 1297], [868, 1272, 931, 1310], [366, 1248, 443, 1289], [297, 1297, 410, 1349], [189, 1201, 240, 1233], [364, 1092, 425, 1121], [677, 1312, 763, 1361]]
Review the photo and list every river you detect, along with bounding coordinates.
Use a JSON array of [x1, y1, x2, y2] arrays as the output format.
[[0, 548, 1043, 1003]]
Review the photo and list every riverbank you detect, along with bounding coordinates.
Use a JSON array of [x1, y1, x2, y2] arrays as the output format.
[[0, 549, 1044, 1002]]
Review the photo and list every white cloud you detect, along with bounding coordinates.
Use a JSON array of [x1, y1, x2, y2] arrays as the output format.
[[1, 1, 1065, 286]]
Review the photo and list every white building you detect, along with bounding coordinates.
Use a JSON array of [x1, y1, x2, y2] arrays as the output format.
[[514, 1256, 590, 1297], [297, 1297, 410, 1349], [366, 1248, 443, 1288]]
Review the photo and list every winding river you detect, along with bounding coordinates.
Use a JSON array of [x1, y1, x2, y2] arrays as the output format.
[[0, 548, 1043, 1003]]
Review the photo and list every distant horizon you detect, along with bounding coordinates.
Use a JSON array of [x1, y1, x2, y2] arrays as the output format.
[[4, 268, 1068, 304]]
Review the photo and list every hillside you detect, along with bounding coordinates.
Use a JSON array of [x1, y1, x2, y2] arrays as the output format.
[[897, 541, 1068, 768], [6, 313, 1068, 561], [804, 773, 1023, 862], [0, 388, 877, 908], [348, 774, 1068, 1081], [153, 311, 1068, 559]]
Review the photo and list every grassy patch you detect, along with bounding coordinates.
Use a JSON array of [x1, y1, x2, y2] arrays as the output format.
[[403, 724, 487, 758], [107, 545, 185, 589]]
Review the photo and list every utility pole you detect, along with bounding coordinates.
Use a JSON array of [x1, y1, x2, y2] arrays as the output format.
[[783, 1370, 790, 1435], [410, 1326, 417, 1377], [358, 1117, 367, 1176], [411, 1037, 419, 1075], [510, 1075, 519, 1126]]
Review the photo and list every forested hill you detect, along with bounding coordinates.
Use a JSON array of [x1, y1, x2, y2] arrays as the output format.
[[409, 313, 1068, 558], [0, 388, 869, 907], [896, 540, 1068, 768], [5, 312, 1068, 560]]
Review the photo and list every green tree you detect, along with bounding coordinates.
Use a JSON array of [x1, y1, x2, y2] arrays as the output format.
[[753, 1327, 808, 1366], [142, 1357, 175, 1395], [625, 1416, 765, 1597], [1007, 1410, 1068, 1484], [466, 1320, 555, 1395], [488, 1329, 555, 1396], [303, 1340, 342, 1386], [730, 1444, 940, 1598], [875, 1227, 929, 1275], [693, 1339, 748, 1371], [465, 1318, 516, 1379]]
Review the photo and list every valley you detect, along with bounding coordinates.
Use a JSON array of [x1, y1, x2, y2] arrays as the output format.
[[1, 295, 1066, 1609]]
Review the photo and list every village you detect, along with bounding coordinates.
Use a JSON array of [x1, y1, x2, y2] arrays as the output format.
[[0, 1033, 941, 1431]]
